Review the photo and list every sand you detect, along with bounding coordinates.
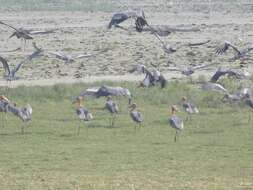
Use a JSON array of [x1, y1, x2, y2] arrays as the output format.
[[0, 1, 252, 87]]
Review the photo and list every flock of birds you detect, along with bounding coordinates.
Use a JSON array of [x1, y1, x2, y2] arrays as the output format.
[[0, 9, 253, 140]]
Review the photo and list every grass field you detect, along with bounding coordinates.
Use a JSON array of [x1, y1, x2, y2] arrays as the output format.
[[0, 81, 253, 189]]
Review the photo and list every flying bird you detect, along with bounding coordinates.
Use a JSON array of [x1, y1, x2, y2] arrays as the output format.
[[169, 105, 184, 142], [215, 41, 253, 62], [0, 21, 33, 49], [0, 42, 43, 80], [108, 10, 147, 31], [78, 85, 132, 105], [201, 82, 228, 94], [168, 63, 215, 76], [210, 67, 250, 82], [47, 51, 94, 64], [129, 64, 167, 88]]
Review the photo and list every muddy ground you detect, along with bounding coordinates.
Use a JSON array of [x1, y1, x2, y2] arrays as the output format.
[[0, 1, 252, 86]]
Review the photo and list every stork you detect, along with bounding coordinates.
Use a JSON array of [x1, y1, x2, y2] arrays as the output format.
[[169, 105, 184, 142], [73, 96, 93, 136], [105, 96, 119, 127], [129, 103, 143, 132], [5, 103, 32, 134]]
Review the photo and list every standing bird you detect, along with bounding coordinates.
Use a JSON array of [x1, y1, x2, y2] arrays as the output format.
[[215, 41, 253, 63], [0, 95, 10, 128], [73, 96, 93, 136], [129, 103, 143, 132], [0, 42, 43, 81], [105, 96, 119, 127], [0, 21, 33, 50], [5, 103, 32, 134], [181, 96, 199, 121], [242, 94, 253, 123], [169, 105, 184, 142]]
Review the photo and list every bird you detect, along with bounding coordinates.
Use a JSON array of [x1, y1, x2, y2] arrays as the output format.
[[73, 96, 93, 135], [181, 96, 199, 115], [0, 95, 10, 128], [210, 67, 250, 82], [108, 10, 147, 31], [78, 85, 132, 105], [242, 93, 253, 123], [0, 42, 43, 81], [169, 105, 184, 142], [129, 64, 167, 88], [201, 82, 228, 94], [129, 103, 143, 132], [105, 96, 119, 127], [0, 20, 33, 50], [167, 63, 215, 77], [215, 41, 253, 63], [5, 103, 32, 134], [47, 51, 94, 64]]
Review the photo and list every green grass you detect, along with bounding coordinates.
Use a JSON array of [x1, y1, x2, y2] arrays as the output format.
[[0, 81, 253, 189]]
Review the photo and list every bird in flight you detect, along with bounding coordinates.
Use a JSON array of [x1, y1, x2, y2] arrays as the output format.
[[0, 42, 43, 80], [215, 41, 253, 63]]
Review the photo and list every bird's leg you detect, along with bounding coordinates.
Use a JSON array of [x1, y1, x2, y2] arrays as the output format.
[[21, 123, 25, 134], [77, 120, 81, 135], [86, 123, 88, 138], [174, 130, 178, 142], [134, 124, 137, 134], [248, 113, 251, 124], [111, 114, 116, 127]]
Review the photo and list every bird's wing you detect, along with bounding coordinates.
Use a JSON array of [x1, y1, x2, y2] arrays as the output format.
[[29, 29, 56, 35], [0, 47, 21, 53], [215, 41, 241, 55], [11, 49, 43, 76], [188, 40, 211, 47], [75, 54, 94, 59], [0, 20, 19, 31], [47, 51, 66, 59], [0, 56, 11, 76], [193, 62, 216, 70]]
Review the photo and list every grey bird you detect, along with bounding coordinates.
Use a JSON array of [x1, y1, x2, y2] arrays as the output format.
[[105, 96, 119, 127], [76, 107, 93, 135], [6, 103, 32, 134], [168, 63, 215, 76], [201, 82, 228, 94], [78, 85, 132, 105], [215, 41, 253, 62], [129, 103, 143, 132], [0, 42, 43, 80], [129, 64, 167, 88], [169, 105, 184, 142], [108, 10, 146, 31], [47, 51, 94, 64], [0, 99, 9, 128], [0, 21, 33, 50], [210, 67, 250, 82], [74, 96, 93, 135], [181, 96, 199, 118]]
